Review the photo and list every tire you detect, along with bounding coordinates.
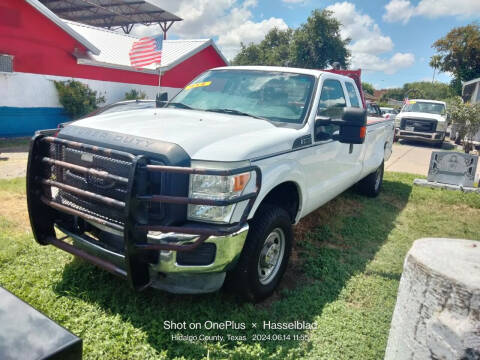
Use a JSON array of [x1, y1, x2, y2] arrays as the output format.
[[356, 161, 384, 197], [225, 205, 292, 302]]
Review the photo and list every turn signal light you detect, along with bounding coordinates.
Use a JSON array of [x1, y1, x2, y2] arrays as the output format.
[[359, 126, 366, 139], [233, 173, 251, 192]]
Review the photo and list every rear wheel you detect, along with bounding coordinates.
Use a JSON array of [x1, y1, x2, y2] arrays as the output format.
[[225, 205, 292, 302], [356, 161, 384, 197]]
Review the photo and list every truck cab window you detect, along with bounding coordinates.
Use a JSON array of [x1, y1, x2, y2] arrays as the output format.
[[316, 79, 346, 141], [345, 82, 360, 107], [367, 102, 382, 117]]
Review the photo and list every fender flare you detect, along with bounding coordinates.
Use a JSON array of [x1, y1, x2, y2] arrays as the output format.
[[248, 162, 306, 223]]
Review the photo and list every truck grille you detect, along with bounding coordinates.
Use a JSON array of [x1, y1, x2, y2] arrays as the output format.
[[47, 142, 134, 226], [400, 118, 437, 133]]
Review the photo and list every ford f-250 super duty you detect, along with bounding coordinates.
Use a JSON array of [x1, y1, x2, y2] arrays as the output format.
[[395, 99, 448, 147], [27, 66, 394, 301]]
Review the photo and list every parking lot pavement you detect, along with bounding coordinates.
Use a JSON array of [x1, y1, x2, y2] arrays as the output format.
[[386, 140, 456, 176]]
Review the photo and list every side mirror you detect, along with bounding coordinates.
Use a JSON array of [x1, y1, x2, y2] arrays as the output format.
[[315, 107, 367, 144], [156, 92, 168, 108], [338, 107, 367, 144]]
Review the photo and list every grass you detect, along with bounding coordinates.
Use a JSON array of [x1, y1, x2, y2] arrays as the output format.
[[0, 138, 30, 152], [0, 173, 479, 360]]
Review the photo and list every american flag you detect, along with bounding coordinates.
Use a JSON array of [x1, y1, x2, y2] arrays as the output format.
[[129, 35, 163, 69]]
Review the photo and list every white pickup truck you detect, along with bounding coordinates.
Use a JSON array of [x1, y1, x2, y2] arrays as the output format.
[[27, 66, 394, 301], [395, 99, 448, 147]]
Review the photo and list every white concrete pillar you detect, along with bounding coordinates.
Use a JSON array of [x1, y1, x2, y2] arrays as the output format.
[[385, 238, 480, 360]]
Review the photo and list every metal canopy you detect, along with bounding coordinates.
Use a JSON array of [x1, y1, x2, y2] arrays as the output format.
[[39, 0, 182, 35]]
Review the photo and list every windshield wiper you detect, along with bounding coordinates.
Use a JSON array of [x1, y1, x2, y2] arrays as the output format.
[[167, 102, 193, 109], [205, 108, 267, 120]]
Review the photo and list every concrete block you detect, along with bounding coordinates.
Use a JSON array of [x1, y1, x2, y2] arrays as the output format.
[[385, 238, 480, 360]]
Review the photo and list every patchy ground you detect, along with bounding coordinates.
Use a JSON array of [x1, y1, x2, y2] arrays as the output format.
[[0, 139, 29, 179], [1, 173, 479, 360]]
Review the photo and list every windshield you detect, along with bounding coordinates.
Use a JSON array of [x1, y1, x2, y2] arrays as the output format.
[[168, 70, 316, 124], [401, 101, 446, 115]]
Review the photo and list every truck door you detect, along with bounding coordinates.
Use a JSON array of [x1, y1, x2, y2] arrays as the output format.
[[302, 77, 364, 214]]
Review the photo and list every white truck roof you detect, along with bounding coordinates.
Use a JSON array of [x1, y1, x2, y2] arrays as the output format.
[[409, 99, 446, 105], [211, 65, 328, 78]]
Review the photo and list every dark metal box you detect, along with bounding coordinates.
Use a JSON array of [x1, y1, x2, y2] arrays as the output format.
[[0, 287, 82, 360]]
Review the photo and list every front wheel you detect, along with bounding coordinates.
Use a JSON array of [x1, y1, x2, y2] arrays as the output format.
[[355, 161, 384, 197], [225, 205, 292, 302]]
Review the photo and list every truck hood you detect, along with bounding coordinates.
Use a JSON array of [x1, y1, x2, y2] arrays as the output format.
[[397, 112, 447, 122], [63, 108, 301, 161]]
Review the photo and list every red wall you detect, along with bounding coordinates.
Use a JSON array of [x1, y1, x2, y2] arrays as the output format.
[[0, 0, 227, 87], [162, 46, 227, 88]]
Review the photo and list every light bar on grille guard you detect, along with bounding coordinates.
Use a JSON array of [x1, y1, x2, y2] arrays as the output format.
[[26, 131, 262, 290]]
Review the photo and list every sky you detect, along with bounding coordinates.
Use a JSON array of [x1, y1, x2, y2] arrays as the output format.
[[136, 0, 480, 89]]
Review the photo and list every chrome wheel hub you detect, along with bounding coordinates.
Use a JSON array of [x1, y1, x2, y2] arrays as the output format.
[[257, 228, 285, 285]]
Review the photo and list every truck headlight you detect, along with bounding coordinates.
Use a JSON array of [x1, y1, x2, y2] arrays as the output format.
[[395, 117, 401, 128], [187, 173, 251, 223]]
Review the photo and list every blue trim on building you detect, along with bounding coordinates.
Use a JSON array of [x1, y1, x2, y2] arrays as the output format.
[[0, 107, 70, 138]]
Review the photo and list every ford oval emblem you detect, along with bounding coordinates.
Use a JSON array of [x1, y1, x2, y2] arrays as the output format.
[[87, 170, 116, 189]]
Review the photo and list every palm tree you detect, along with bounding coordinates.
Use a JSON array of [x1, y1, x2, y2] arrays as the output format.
[[429, 55, 442, 83]]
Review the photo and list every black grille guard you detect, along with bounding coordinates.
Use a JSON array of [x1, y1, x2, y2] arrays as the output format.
[[27, 131, 262, 290]]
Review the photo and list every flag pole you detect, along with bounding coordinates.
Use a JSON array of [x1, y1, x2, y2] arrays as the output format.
[[157, 66, 162, 97]]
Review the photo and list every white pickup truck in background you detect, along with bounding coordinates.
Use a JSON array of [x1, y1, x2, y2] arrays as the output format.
[[395, 99, 448, 147], [27, 66, 394, 301]]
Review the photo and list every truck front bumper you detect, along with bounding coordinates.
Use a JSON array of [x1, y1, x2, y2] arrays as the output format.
[[148, 225, 249, 293], [56, 223, 249, 294], [396, 129, 445, 143], [27, 132, 260, 293]]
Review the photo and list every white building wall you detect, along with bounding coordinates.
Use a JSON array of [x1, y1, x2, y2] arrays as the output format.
[[0, 71, 181, 108]]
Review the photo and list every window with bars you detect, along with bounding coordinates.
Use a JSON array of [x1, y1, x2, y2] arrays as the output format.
[[0, 54, 13, 72]]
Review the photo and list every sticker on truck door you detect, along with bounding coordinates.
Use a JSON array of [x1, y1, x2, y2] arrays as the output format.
[[185, 81, 212, 90]]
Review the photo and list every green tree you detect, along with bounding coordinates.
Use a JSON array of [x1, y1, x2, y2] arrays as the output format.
[[380, 88, 404, 103], [124, 89, 146, 100], [379, 81, 453, 103], [432, 23, 480, 94], [54, 80, 105, 119], [233, 9, 350, 69], [404, 81, 453, 100], [289, 9, 350, 69], [234, 28, 293, 66], [429, 54, 442, 82], [362, 82, 375, 96], [448, 96, 480, 153]]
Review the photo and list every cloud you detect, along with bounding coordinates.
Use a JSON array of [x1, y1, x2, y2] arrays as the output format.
[[383, 0, 480, 24], [134, 0, 287, 59], [327, 2, 414, 74], [217, 18, 289, 58], [350, 53, 415, 74], [382, 0, 415, 24], [282, 0, 305, 3]]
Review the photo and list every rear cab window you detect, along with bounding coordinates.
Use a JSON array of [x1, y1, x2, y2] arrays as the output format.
[[345, 82, 361, 108]]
